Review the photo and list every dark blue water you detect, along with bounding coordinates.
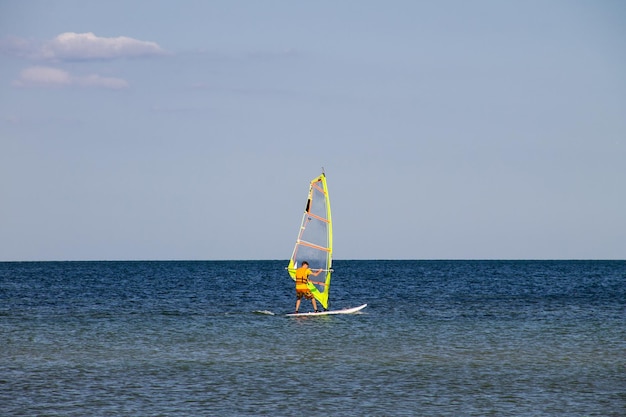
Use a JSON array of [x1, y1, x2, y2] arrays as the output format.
[[1, 260, 624, 416]]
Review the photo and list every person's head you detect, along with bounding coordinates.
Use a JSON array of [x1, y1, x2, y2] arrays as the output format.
[[302, 261, 309, 267]]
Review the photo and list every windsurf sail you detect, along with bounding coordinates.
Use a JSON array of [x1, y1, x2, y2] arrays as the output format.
[[287, 172, 333, 310]]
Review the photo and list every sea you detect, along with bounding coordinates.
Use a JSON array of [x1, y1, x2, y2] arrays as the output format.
[[1, 260, 624, 416]]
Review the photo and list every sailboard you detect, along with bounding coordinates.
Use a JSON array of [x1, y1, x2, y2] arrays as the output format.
[[287, 171, 365, 316], [286, 303, 367, 317]]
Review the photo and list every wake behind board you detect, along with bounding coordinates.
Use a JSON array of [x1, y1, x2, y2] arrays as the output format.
[[286, 303, 367, 317]]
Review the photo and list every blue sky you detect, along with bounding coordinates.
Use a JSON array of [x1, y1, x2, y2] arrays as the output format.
[[1, 0, 624, 261]]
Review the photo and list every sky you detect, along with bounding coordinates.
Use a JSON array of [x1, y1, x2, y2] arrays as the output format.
[[1, 0, 625, 261]]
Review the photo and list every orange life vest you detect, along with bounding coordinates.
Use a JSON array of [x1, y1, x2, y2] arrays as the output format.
[[295, 266, 311, 291]]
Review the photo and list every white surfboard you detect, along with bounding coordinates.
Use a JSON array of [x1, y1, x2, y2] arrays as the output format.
[[286, 303, 367, 317]]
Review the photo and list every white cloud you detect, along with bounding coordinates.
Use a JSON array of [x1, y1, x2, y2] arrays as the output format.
[[41, 32, 166, 61], [14, 66, 129, 89], [14, 66, 72, 86], [4, 32, 164, 90], [2, 32, 166, 62]]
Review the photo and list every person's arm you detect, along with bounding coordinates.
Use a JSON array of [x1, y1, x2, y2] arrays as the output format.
[[310, 269, 325, 285]]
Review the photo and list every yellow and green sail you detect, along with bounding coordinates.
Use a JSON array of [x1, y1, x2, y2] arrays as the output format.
[[287, 173, 333, 310]]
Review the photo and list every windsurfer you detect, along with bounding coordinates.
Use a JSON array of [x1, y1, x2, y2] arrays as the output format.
[[294, 261, 325, 313]]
